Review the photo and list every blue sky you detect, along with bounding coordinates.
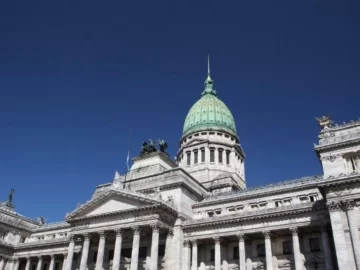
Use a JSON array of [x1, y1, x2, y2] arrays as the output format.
[[0, 0, 359, 222]]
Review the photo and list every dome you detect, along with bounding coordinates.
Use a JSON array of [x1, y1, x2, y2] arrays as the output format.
[[182, 67, 237, 138]]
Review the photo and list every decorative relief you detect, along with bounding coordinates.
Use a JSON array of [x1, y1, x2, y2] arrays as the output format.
[[150, 223, 161, 232], [183, 240, 190, 247], [344, 200, 355, 210], [327, 201, 341, 212]]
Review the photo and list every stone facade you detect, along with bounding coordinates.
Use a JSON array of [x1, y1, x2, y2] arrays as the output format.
[[1, 71, 360, 270]]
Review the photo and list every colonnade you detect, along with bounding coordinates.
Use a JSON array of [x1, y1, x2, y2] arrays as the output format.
[[184, 226, 334, 270]]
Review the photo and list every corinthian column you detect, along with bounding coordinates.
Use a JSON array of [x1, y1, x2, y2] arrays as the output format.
[[79, 234, 91, 270], [213, 237, 221, 270], [95, 232, 106, 270], [112, 229, 123, 270], [321, 224, 334, 270], [328, 201, 349, 270], [25, 258, 31, 270], [237, 234, 245, 270], [263, 231, 273, 270], [36, 256, 43, 270], [130, 226, 141, 270], [65, 236, 76, 270], [290, 227, 302, 270], [150, 224, 160, 270], [49, 255, 55, 270], [12, 259, 19, 270], [191, 239, 198, 270], [183, 241, 191, 270], [345, 200, 360, 270]]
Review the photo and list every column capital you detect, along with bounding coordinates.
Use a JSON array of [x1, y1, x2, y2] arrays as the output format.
[[213, 236, 221, 244], [83, 233, 91, 240], [262, 230, 271, 239], [344, 200, 355, 211], [37, 256, 43, 260], [290, 226, 299, 236], [327, 201, 341, 212], [62, 253, 68, 259], [98, 231, 107, 239], [132, 226, 141, 235], [237, 233, 245, 242], [114, 228, 123, 237], [150, 223, 161, 232], [26, 257, 31, 262], [68, 234, 75, 242], [183, 240, 190, 247], [190, 238, 198, 246]]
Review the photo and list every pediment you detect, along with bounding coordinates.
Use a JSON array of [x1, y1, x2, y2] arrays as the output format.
[[66, 189, 159, 220], [187, 138, 206, 146]]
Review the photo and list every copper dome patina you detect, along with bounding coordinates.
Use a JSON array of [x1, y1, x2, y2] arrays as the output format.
[[182, 61, 237, 138]]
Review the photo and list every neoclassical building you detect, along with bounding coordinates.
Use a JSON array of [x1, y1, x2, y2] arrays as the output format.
[[0, 65, 360, 270]]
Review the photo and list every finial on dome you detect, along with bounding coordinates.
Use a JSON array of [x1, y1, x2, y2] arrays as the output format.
[[202, 55, 216, 96]]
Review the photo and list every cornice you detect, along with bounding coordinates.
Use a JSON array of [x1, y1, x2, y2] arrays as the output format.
[[184, 201, 325, 229], [15, 238, 70, 250], [33, 222, 70, 232]]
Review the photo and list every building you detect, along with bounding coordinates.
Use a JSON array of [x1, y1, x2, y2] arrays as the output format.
[[0, 62, 360, 270]]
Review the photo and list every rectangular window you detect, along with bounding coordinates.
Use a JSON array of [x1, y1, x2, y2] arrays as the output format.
[[32, 265, 36, 270], [226, 151, 230, 165], [282, 240, 292, 255], [275, 201, 281, 208], [207, 211, 214, 217], [201, 148, 205, 162], [159, 244, 165, 257], [43, 264, 48, 270], [121, 248, 132, 258], [194, 151, 198, 164], [210, 249, 215, 261], [309, 195, 316, 202], [257, 244, 265, 257], [218, 149, 223, 163], [309, 238, 320, 252], [92, 251, 98, 262], [210, 149, 215, 162], [139, 247, 147, 258], [233, 246, 239, 259], [108, 249, 114, 261], [215, 210, 221, 215], [186, 152, 191, 166]]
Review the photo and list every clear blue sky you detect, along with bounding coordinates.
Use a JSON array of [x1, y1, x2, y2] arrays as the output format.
[[0, 0, 359, 222]]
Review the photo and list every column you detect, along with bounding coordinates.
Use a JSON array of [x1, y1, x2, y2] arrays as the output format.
[[328, 201, 349, 270], [12, 259, 19, 270], [345, 200, 360, 270], [150, 224, 160, 270], [95, 232, 106, 270], [290, 227, 302, 270], [62, 254, 67, 270], [321, 224, 334, 270], [164, 230, 173, 270], [79, 234, 91, 270], [36, 257, 43, 270], [130, 226, 141, 270], [237, 234, 245, 270], [191, 239, 198, 270], [0, 258, 5, 270], [25, 258, 31, 270], [65, 235, 76, 270], [213, 237, 221, 270], [183, 241, 191, 270], [49, 255, 55, 270], [112, 229, 123, 270], [263, 231, 273, 270]]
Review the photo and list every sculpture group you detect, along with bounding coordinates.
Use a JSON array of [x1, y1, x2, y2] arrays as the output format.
[[140, 139, 168, 156]]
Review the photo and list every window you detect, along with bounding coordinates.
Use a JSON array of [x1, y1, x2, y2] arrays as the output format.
[[275, 201, 282, 208], [139, 247, 147, 258], [207, 211, 214, 217], [159, 244, 165, 257], [282, 241, 292, 255], [32, 265, 36, 270], [228, 207, 235, 213], [108, 249, 114, 261], [236, 205, 244, 212], [257, 244, 265, 257], [309, 195, 316, 202], [43, 264, 48, 270], [210, 149, 215, 162], [218, 149, 223, 163], [226, 151, 230, 165], [309, 238, 320, 252], [121, 248, 132, 258], [186, 152, 191, 166], [346, 154, 360, 172], [201, 148, 205, 162], [299, 196, 308, 203], [194, 150, 198, 164], [215, 210, 221, 216], [233, 246, 239, 259], [210, 249, 215, 261], [92, 251, 98, 262], [55, 263, 59, 270], [259, 203, 267, 209]]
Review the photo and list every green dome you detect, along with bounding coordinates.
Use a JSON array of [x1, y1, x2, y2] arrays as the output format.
[[182, 71, 237, 138]]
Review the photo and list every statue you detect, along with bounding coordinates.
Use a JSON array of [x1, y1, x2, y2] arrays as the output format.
[[140, 139, 166, 156], [37, 216, 46, 225], [158, 139, 168, 153], [5, 189, 15, 208], [315, 115, 333, 130]]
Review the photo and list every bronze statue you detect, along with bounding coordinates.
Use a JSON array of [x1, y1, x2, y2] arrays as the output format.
[[158, 139, 168, 153], [140, 139, 159, 156]]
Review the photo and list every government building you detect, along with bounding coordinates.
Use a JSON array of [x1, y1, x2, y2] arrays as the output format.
[[0, 64, 360, 270]]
